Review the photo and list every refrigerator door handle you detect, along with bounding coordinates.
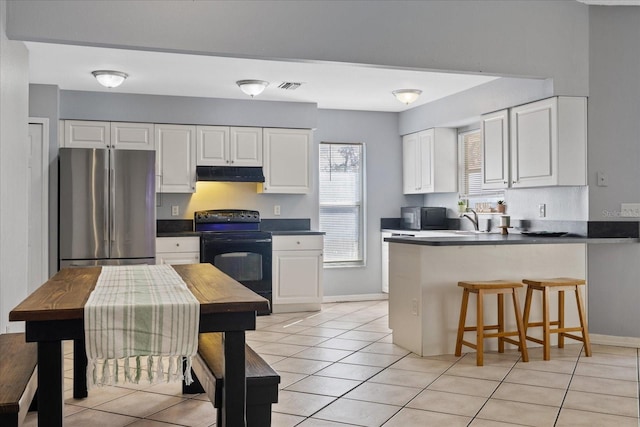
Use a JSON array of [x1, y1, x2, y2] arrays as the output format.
[[110, 151, 116, 242], [104, 156, 109, 242]]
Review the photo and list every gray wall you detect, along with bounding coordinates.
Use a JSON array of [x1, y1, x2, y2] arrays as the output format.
[[586, 6, 640, 338], [316, 109, 421, 297], [7, 1, 589, 95], [60, 91, 317, 129], [0, 0, 29, 333], [29, 84, 59, 277]]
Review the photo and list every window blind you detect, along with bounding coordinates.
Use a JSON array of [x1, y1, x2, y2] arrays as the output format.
[[462, 131, 482, 196], [319, 143, 364, 264]]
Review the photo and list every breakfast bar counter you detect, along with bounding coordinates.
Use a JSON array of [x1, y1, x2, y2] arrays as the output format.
[[386, 234, 638, 357]]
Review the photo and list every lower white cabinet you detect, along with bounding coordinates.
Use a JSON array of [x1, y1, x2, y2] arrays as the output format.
[[272, 235, 323, 313], [156, 236, 200, 265]]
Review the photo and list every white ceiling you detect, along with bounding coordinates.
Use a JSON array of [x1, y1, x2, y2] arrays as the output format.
[[25, 42, 499, 113]]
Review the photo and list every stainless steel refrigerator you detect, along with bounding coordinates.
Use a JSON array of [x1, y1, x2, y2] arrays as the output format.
[[59, 148, 156, 268]]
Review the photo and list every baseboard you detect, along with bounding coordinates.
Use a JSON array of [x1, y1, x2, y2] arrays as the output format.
[[590, 333, 640, 349], [323, 293, 389, 303]]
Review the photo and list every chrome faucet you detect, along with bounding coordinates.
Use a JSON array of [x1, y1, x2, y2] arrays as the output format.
[[462, 208, 479, 231]]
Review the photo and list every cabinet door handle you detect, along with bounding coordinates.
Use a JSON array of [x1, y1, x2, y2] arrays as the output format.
[[176, 243, 180, 247]]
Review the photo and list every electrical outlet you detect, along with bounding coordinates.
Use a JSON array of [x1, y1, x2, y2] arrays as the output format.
[[621, 203, 640, 217], [597, 171, 608, 187], [538, 203, 546, 218], [274, 205, 281, 216], [171, 205, 179, 216]]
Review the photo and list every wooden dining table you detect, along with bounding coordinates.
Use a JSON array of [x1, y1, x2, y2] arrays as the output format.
[[9, 263, 269, 427]]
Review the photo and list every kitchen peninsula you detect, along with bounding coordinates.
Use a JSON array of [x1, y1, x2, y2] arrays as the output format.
[[386, 233, 638, 357]]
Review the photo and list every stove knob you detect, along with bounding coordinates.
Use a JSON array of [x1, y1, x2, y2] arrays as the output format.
[[196, 213, 202, 220]]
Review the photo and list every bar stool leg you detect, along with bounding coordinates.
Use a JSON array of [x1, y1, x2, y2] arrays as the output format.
[[558, 290, 565, 348], [575, 287, 592, 357], [455, 289, 470, 357], [511, 290, 529, 362], [542, 286, 551, 361], [476, 290, 484, 366], [523, 286, 533, 336], [497, 293, 505, 353]]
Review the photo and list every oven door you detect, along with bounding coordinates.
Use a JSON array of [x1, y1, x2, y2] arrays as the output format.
[[200, 232, 272, 314]]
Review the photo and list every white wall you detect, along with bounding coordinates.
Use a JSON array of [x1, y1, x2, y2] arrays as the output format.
[[0, 0, 29, 333], [7, 1, 589, 95]]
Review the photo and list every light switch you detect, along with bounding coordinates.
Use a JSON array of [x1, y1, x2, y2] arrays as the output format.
[[538, 204, 546, 218]]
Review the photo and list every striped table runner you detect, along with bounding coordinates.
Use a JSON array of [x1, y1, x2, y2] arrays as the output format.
[[84, 265, 200, 388]]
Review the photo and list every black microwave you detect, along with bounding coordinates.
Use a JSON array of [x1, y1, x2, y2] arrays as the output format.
[[401, 207, 448, 230]]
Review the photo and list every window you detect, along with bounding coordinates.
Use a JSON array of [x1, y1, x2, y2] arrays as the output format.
[[319, 142, 365, 266], [459, 129, 483, 196], [458, 128, 503, 211]]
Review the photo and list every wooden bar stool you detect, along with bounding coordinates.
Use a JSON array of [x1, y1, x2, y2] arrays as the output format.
[[455, 280, 529, 366], [522, 277, 591, 361]]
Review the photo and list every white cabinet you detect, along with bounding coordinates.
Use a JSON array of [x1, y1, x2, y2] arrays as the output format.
[[402, 128, 457, 194], [481, 109, 510, 190], [111, 122, 155, 150], [156, 236, 200, 265], [196, 126, 262, 166], [510, 97, 586, 188], [63, 120, 110, 148], [272, 235, 323, 313], [62, 121, 154, 150], [259, 128, 311, 194], [481, 97, 587, 189], [155, 124, 197, 193]]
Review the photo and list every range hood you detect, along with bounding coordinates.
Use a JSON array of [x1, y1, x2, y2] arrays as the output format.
[[196, 166, 265, 182]]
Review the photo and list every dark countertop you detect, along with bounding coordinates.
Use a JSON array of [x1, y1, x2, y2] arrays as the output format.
[[385, 233, 639, 246]]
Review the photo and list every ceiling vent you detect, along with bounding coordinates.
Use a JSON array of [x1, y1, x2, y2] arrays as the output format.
[[278, 82, 303, 91]]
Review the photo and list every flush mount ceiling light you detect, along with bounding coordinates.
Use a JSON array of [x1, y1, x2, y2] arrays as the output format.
[[92, 70, 128, 88], [236, 80, 269, 98], [392, 89, 422, 105]]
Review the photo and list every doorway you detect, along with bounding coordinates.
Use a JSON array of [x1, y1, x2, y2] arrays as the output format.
[[28, 119, 49, 293]]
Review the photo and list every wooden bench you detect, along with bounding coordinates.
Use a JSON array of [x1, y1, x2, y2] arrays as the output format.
[[183, 333, 280, 427], [0, 333, 38, 427]]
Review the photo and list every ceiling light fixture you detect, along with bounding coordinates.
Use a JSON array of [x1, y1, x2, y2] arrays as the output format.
[[236, 80, 269, 98], [392, 89, 422, 105], [92, 70, 128, 88]]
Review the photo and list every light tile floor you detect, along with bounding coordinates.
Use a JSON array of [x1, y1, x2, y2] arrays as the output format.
[[24, 300, 640, 426]]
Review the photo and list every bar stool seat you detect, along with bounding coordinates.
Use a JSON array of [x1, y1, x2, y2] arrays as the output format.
[[522, 277, 591, 360], [455, 280, 529, 366]]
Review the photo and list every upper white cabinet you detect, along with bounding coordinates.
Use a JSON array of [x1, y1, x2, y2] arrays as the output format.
[[196, 126, 262, 166], [62, 120, 110, 148], [111, 122, 155, 150], [481, 97, 587, 189], [259, 128, 311, 194], [481, 109, 510, 190], [155, 124, 196, 193], [62, 120, 154, 150], [402, 128, 457, 194], [510, 97, 586, 188]]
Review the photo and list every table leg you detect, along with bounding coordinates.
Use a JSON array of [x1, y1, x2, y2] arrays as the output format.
[[38, 340, 64, 427], [221, 331, 246, 427], [73, 338, 88, 398]]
